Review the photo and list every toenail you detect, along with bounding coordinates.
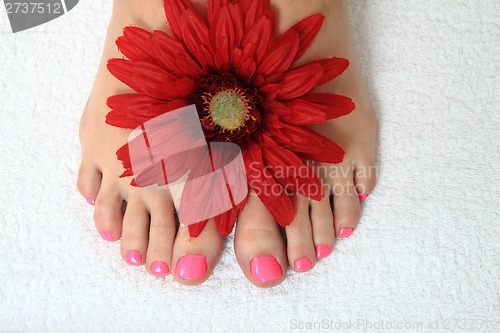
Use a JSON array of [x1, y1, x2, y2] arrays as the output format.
[[86, 198, 95, 206], [150, 261, 170, 276], [359, 194, 368, 202], [315, 245, 332, 259], [99, 231, 114, 242], [338, 228, 354, 238], [175, 255, 207, 280], [125, 251, 143, 266], [250, 256, 282, 282], [294, 257, 313, 272]]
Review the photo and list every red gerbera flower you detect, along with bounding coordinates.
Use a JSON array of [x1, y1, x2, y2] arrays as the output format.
[[106, 0, 355, 237]]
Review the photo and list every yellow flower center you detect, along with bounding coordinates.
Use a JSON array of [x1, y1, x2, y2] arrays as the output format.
[[209, 90, 248, 131]]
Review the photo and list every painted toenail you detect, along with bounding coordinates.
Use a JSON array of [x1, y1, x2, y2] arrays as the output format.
[[315, 245, 332, 259], [99, 231, 113, 242], [294, 257, 313, 272], [150, 261, 170, 276], [359, 194, 368, 201], [175, 255, 207, 280], [125, 251, 143, 266], [338, 228, 354, 238], [250, 256, 282, 282], [86, 198, 95, 206]]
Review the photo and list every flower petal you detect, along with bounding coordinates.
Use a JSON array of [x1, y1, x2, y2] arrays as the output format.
[[256, 30, 299, 77], [291, 13, 325, 62], [299, 132, 346, 164], [272, 123, 323, 153], [263, 145, 323, 201], [210, 5, 235, 70], [106, 95, 188, 129], [188, 219, 209, 238], [180, 7, 214, 69], [279, 92, 355, 125], [311, 57, 350, 86], [215, 200, 246, 236], [241, 15, 273, 65], [244, 145, 295, 227], [151, 30, 201, 78], [116, 26, 157, 63], [275, 63, 324, 100], [163, 0, 192, 41]]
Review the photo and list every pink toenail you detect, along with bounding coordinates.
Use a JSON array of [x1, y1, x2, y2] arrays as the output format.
[[250, 256, 282, 282], [100, 231, 114, 242], [294, 257, 313, 272], [150, 261, 170, 276], [125, 251, 142, 266], [315, 245, 332, 259], [86, 198, 95, 206], [338, 227, 354, 238], [175, 255, 207, 280], [359, 194, 368, 201]]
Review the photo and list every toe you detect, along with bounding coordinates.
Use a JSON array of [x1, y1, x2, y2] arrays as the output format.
[[120, 190, 150, 266], [309, 189, 336, 259], [354, 157, 377, 201], [234, 194, 287, 288], [144, 189, 176, 277], [285, 195, 316, 272], [332, 176, 361, 239], [171, 219, 224, 286], [77, 161, 102, 205], [93, 178, 123, 242]]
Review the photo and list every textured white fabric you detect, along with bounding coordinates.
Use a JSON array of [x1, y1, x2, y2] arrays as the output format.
[[0, 1, 498, 332]]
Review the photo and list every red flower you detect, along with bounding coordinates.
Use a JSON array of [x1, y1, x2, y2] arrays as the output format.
[[106, 0, 355, 237]]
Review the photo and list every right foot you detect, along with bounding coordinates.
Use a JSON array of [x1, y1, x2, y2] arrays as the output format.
[[78, 0, 224, 285]]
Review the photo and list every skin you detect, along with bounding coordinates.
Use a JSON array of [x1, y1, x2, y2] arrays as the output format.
[[77, 0, 377, 287]]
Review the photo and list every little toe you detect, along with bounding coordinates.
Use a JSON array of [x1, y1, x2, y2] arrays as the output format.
[[354, 158, 377, 202], [93, 179, 123, 242], [77, 162, 102, 206], [285, 195, 316, 272], [120, 191, 150, 266], [234, 194, 287, 287], [309, 189, 336, 259], [332, 177, 361, 239], [171, 219, 224, 286]]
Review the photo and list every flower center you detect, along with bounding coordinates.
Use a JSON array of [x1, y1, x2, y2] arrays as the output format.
[[209, 90, 248, 131]]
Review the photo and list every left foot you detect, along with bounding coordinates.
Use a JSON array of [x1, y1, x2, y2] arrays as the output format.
[[234, 0, 378, 287]]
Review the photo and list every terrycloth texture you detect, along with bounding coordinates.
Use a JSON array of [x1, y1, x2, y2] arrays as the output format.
[[0, 1, 498, 332]]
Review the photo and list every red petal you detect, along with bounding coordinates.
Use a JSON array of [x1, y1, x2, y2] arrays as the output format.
[[312, 57, 350, 85], [256, 30, 299, 77], [302, 92, 355, 120], [180, 7, 214, 69], [151, 30, 201, 78], [116, 143, 132, 173], [210, 5, 235, 70], [241, 15, 273, 65], [214, 199, 246, 236], [299, 133, 346, 164], [291, 13, 325, 62], [279, 99, 327, 125], [243, 0, 271, 31], [208, 0, 229, 26], [263, 146, 323, 200], [275, 63, 323, 100], [272, 123, 323, 153], [106, 95, 188, 129], [188, 219, 209, 237], [116, 27, 157, 63], [107, 59, 145, 95], [244, 145, 295, 227], [163, 0, 192, 41]]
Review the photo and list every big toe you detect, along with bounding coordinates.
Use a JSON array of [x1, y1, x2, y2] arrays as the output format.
[[171, 219, 224, 286], [234, 194, 287, 288]]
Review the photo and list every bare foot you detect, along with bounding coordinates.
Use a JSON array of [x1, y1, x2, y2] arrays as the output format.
[[234, 0, 378, 287], [77, 0, 377, 288]]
